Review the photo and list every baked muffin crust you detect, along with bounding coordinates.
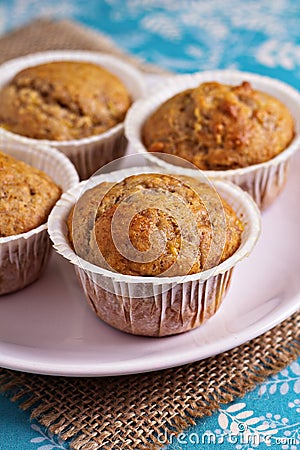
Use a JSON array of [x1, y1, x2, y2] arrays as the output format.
[[0, 61, 131, 140], [69, 173, 243, 276], [142, 81, 295, 170], [0, 151, 62, 236]]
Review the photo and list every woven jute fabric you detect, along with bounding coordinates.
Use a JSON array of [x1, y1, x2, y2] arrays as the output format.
[[0, 311, 299, 450], [0, 18, 170, 74], [0, 18, 299, 450]]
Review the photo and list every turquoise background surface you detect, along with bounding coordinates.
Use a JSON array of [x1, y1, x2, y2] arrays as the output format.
[[0, 1, 299, 449]]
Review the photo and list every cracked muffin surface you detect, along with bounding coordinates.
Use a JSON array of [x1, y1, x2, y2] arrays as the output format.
[[0, 151, 62, 237], [68, 173, 244, 277], [142, 81, 295, 170], [0, 61, 131, 141]]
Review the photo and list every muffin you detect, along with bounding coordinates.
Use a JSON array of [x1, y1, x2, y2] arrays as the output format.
[[48, 167, 260, 337], [0, 51, 145, 179], [125, 70, 300, 210], [0, 140, 79, 295], [0, 61, 131, 141], [0, 151, 62, 237], [68, 173, 243, 277], [142, 81, 295, 170]]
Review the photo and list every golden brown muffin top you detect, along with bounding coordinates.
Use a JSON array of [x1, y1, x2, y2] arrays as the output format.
[[68, 173, 243, 276], [142, 81, 295, 170], [0, 61, 131, 141], [0, 151, 62, 237]]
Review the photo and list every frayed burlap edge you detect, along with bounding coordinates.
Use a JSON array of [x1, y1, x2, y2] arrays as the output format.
[[0, 18, 299, 450], [0, 310, 299, 450], [0, 18, 171, 74]]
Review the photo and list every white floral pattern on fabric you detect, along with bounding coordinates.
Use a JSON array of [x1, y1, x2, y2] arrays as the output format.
[[258, 361, 300, 396], [215, 402, 300, 449], [165, 361, 300, 449], [30, 424, 66, 449], [0, 0, 80, 34]]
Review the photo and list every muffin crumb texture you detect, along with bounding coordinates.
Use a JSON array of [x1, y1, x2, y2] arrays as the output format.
[[0, 61, 131, 140], [0, 151, 62, 237], [142, 81, 295, 170], [69, 173, 244, 277]]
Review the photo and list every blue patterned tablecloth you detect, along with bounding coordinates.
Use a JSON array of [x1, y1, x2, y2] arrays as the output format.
[[0, 1, 299, 449]]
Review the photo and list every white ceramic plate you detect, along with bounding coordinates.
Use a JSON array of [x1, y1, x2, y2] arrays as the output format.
[[0, 146, 299, 377]]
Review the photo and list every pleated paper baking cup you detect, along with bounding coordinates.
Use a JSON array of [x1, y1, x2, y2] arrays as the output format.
[[0, 138, 79, 295], [48, 166, 260, 337], [0, 50, 146, 179], [125, 70, 300, 210]]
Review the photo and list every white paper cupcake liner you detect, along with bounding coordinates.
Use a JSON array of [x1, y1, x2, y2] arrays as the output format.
[[0, 50, 146, 179], [48, 166, 261, 337], [0, 138, 79, 295], [125, 70, 300, 210]]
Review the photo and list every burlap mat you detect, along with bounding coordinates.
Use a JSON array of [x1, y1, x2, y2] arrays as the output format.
[[0, 18, 299, 450]]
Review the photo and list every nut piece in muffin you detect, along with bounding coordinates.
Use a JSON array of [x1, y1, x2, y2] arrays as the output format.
[[0, 151, 62, 237], [0, 61, 131, 141], [68, 173, 243, 277], [142, 81, 295, 170]]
